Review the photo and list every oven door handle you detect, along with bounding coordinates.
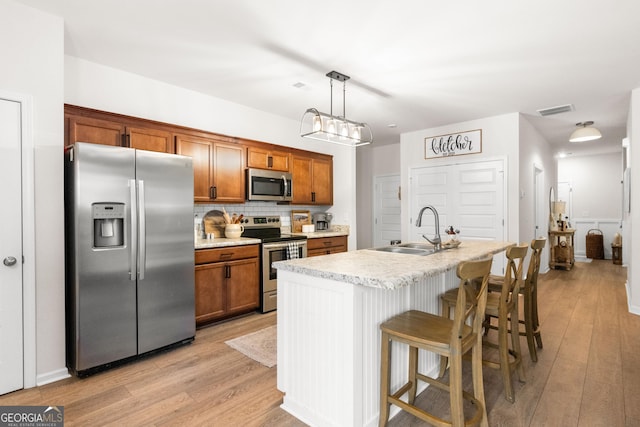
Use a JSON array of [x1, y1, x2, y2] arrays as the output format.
[[262, 241, 307, 250]]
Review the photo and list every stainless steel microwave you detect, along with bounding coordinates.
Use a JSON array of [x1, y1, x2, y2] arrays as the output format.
[[246, 168, 293, 202]]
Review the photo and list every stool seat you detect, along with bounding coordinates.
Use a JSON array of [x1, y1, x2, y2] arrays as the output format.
[[382, 310, 475, 353], [379, 258, 493, 427]]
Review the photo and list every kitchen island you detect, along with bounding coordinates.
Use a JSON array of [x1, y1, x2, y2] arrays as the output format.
[[274, 240, 512, 427]]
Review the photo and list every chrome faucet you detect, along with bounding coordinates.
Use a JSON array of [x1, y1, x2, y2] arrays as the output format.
[[415, 205, 442, 251]]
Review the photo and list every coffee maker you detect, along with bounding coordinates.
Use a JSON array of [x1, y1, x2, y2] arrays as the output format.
[[313, 212, 333, 231]]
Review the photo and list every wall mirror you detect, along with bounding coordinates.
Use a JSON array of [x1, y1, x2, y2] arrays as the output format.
[[549, 186, 557, 231]]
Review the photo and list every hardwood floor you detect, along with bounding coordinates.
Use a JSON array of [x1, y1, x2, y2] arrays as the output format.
[[1, 259, 637, 426], [387, 260, 640, 427]]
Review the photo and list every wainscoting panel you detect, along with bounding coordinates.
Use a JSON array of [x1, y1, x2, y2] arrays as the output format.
[[571, 219, 621, 260], [277, 269, 459, 427]]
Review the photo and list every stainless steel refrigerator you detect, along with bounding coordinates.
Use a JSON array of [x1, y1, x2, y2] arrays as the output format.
[[64, 142, 195, 376]]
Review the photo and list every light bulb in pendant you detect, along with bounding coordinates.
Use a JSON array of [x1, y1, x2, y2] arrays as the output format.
[[339, 121, 349, 139], [312, 115, 322, 132], [351, 126, 361, 141], [327, 119, 336, 135]]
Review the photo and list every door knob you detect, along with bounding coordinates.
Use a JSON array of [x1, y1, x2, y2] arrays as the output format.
[[3, 256, 17, 266]]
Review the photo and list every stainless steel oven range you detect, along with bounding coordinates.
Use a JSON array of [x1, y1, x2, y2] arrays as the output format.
[[241, 216, 307, 313]]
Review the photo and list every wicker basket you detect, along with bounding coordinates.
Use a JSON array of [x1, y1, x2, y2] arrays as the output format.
[[586, 229, 604, 259], [555, 244, 570, 262]]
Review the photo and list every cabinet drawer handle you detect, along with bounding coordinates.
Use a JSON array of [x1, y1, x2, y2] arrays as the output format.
[[267, 156, 273, 168]]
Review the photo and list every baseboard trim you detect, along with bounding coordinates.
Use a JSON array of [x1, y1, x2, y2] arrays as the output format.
[[36, 367, 70, 386], [626, 280, 640, 316]]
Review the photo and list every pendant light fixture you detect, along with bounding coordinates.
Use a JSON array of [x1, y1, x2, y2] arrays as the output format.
[[300, 71, 373, 147], [569, 121, 602, 142]]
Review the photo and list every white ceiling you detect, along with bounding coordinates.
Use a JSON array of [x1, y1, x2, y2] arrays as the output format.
[[16, 0, 640, 155]]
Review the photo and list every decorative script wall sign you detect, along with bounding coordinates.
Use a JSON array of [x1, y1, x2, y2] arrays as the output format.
[[424, 129, 482, 159]]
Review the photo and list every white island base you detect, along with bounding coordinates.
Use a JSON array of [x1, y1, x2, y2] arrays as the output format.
[[275, 241, 511, 427]]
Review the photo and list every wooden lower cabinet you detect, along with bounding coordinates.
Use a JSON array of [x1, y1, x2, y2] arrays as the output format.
[[307, 235, 348, 257], [195, 245, 259, 326]]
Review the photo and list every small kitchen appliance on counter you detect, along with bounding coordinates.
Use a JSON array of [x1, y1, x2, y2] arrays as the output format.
[[241, 216, 307, 313], [313, 212, 333, 231]]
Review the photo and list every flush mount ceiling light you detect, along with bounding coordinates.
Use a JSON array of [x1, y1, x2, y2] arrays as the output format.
[[569, 121, 602, 142], [300, 71, 373, 147]]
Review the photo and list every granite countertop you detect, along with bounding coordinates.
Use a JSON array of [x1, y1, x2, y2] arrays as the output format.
[[274, 240, 513, 290], [292, 230, 349, 238], [291, 224, 350, 239], [195, 236, 261, 250]]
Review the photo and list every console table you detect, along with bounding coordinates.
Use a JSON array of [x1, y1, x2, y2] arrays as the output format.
[[549, 229, 575, 270]]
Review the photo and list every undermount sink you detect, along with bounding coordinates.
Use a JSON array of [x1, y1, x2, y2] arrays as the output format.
[[396, 243, 436, 250], [371, 244, 436, 256]]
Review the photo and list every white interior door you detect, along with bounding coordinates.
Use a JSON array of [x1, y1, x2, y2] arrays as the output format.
[[373, 174, 401, 247], [410, 159, 506, 274], [0, 97, 24, 394]]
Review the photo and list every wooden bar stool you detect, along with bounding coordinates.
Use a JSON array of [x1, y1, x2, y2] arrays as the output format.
[[379, 258, 493, 427], [441, 243, 528, 403], [485, 238, 546, 361], [519, 238, 546, 361]]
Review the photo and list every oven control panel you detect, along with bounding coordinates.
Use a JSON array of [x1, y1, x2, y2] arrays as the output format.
[[242, 216, 281, 228]]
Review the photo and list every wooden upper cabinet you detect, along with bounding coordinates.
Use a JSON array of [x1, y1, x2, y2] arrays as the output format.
[[66, 115, 124, 147], [66, 113, 172, 153], [175, 134, 214, 203], [311, 157, 332, 205], [127, 126, 173, 153], [291, 154, 333, 205], [175, 134, 245, 203], [246, 146, 290, 171], [292, 156, 313, 204], [64, 105, 333, 206], [212, 142, 245, 203]]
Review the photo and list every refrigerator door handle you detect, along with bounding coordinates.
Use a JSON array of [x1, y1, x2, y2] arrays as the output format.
[[138, 180, 146, 280], [129, 179, 138, 281]]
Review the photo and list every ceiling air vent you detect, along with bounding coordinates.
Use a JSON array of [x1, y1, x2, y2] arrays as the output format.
[[536, 104, 575, 116]]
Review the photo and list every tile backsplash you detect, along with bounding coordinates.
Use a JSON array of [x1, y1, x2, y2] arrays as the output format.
[[194, 202, 331, 227]]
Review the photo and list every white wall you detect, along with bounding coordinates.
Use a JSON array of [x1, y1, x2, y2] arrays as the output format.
[[558, 152, 623, 259], [356, 143, 401, 249], [0, 0, 66, 384], [519, 114, 557, 270], [627, 88, 640, 314], [558, 153, 622, 219], [64, 56, 358, 251], [400, 113, 520, 243]]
